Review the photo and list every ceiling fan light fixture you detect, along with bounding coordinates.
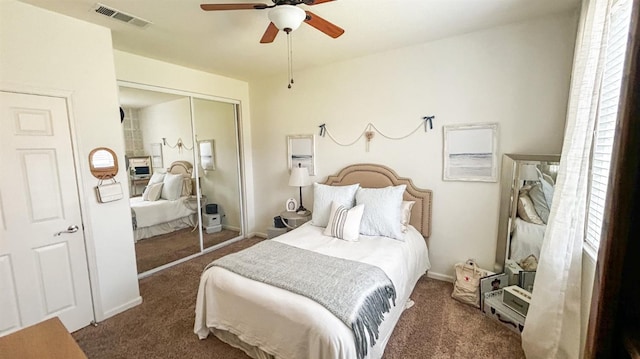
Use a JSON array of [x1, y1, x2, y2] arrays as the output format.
[[268, 5, 306, 33]]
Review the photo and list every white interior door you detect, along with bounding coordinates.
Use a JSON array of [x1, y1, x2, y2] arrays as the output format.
[[0, 91, 93, 336]]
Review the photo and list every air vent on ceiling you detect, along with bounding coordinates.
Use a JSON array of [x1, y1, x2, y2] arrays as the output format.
[[93, 3, 151, 28]]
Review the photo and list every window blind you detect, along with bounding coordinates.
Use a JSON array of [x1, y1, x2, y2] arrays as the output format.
[[585, 0, 632, 250]]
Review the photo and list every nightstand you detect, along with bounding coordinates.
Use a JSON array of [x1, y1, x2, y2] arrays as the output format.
[[185, 195, 207, 230], [280, 210, 311, 230]]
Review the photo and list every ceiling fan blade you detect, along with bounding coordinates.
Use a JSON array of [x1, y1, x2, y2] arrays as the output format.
[[307, 0, 336, 5], [200, 3, 269, 11], [304, 11, 344, 39], [260, 22, 279, 44]]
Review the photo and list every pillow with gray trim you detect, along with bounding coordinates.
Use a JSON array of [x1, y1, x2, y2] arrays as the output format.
[[142, 182, 163, 201], [323, 201, 364, 241]]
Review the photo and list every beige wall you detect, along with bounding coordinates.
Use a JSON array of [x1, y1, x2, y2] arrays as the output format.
[[0, 0, 141, 320], [139, 97, 195, 168], [249, 11, 579, 280]]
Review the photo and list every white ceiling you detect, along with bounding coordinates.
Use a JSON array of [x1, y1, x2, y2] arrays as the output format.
[[19, 0, 579, 82]]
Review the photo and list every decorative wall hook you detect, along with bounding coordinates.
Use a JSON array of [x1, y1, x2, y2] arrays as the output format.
[[162, 137, 193, 153], [365, 131, 375, 152]]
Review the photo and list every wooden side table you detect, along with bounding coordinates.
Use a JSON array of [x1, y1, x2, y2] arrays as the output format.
[[280, 210, 311, 230], [0, 317, 87, 358]]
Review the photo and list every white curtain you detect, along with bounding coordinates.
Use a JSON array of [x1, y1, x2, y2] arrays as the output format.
[[521, 0, 611, 357]]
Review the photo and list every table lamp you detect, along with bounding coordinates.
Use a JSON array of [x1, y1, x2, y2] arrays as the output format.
[[288, 163, 311, 214]]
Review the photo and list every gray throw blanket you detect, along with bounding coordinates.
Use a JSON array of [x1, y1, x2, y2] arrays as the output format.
[[206, 240, 396, 359], [130, 208, 137, 230]]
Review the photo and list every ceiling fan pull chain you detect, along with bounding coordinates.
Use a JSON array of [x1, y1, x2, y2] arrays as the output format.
[[287, 31, 294, 89]]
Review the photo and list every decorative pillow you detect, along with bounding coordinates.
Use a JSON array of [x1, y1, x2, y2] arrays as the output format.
[[400, 201, 415, 233], [142, 183, 163, 202], [323, 201, 364, 241], [356, 185, 406, 240], [528, 183, 550, 224], [148, 172, 165, 185], [537, 169, 555, 208], [311, 183, 360, 227], [517, 193, 544, 225], [161, 173, 184, 200]]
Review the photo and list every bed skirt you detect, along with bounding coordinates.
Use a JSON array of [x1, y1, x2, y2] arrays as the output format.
[[212, 328, 275, 359], [134, 215, 196, 242]]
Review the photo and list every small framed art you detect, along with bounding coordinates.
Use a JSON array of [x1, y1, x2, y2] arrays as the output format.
[[287, 134, 316, 176], [285, 198, 298, 212], [480, 273, 508, 311], [443, 123, 498, 182]]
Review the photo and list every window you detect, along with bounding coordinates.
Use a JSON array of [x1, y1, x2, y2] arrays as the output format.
[[585, 0, 633, 252]]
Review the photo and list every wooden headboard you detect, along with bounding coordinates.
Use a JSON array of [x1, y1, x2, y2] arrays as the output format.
[[324, 163, 433, 238]]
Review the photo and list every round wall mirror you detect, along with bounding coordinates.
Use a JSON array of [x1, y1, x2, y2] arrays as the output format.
[[89, 147, 118, 179]]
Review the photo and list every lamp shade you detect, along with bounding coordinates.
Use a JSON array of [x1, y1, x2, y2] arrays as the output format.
[[268, 5, 306, 32], [289, 166, 311, 187]]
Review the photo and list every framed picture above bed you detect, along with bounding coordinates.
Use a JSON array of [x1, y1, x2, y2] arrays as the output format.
[[443, 123, 498, 182], [287, 134, 315, 176]]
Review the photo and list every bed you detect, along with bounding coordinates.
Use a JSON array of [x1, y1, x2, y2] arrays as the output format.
[[130, 161, 197, 242], [194, 164, 433, 359]]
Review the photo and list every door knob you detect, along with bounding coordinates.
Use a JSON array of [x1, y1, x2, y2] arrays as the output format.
[[54, 225, 79, 237]]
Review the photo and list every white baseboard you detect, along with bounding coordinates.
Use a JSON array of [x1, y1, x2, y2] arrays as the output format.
[[427, 271, 455, 283], [251, 231, 267, 239], [223, 224, 240, 232], [102, 296, 142, 320]]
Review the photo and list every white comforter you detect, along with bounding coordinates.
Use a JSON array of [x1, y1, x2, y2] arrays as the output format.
[[130, 196, 195, 228], [510, 217, 547, 263], [194, 223, 431, 359]]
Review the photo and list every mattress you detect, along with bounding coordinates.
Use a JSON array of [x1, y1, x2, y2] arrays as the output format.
[[194, 222, 430, 359], [129, 196, 195, 228]]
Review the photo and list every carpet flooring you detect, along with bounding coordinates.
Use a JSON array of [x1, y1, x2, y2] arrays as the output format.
[[134, 227, 240, 273], [74, 238, 525, 358]]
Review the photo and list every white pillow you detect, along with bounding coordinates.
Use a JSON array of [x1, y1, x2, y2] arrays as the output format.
[[148, 172, 165, 185], [356, 185, 406, 240], [161, 173, 184, 200], [323, 201, 364, 241], [311, 183, 360, 227], [400, 201, 415, 233], [142, 183, 163, 201]]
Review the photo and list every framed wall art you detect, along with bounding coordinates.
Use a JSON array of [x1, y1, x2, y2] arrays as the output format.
[[287, 134, 316, 176], [150, 142, 163, 168], [443, 123, 498, 182]]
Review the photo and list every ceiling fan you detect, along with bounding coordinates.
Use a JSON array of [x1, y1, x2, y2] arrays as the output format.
[[200, 0, 345, 43]]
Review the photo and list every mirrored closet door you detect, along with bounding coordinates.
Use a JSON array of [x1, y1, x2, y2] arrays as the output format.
[[192, 98, 244, 250], [118, 83, 244, 276]]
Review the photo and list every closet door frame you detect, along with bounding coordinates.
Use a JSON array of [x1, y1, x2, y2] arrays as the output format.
[[118, 80, 246, 277]]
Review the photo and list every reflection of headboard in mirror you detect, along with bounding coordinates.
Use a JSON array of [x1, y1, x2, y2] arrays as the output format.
[[494, 154, 560, 273], [168, 161, 195, 196]]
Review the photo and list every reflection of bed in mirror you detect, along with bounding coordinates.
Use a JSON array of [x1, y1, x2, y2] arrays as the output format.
[[130, 161, 197, 242], [495, 154, 560, 281]]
